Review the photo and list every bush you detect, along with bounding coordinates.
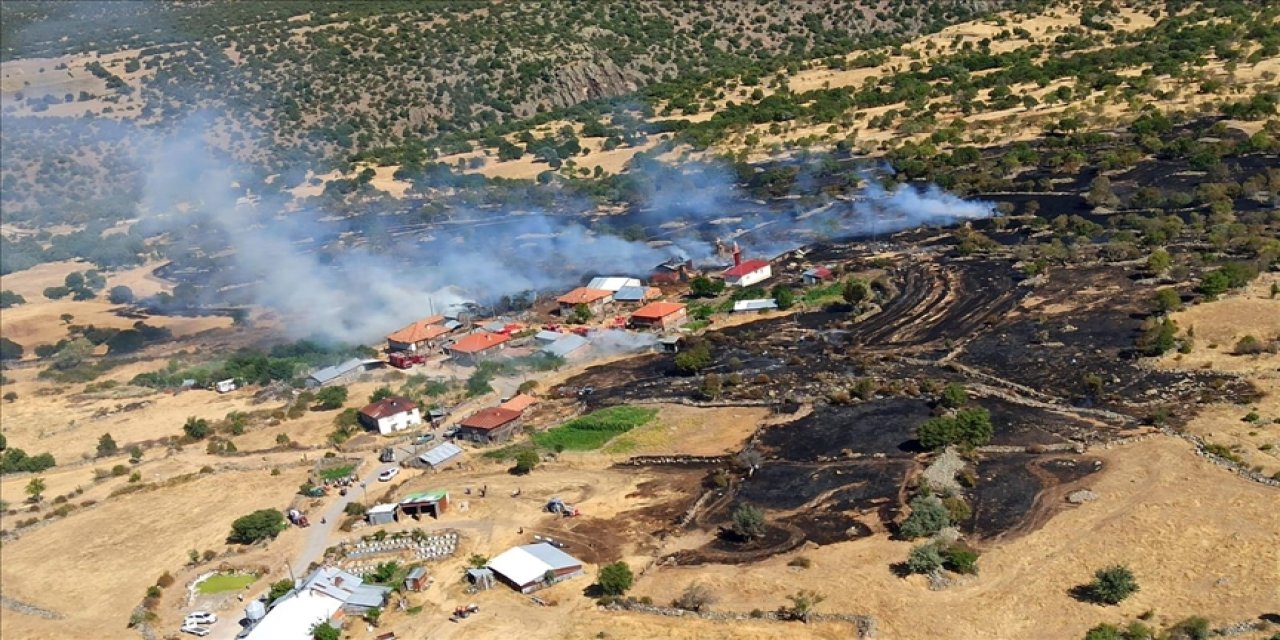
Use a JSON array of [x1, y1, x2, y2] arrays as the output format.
[[918, 408, 993, 449], [905, 542, 944, 574], [513, 449, 539, 474], [899, 495, 950, 539], [107, 286, 134, 304], [942, 544, 979, 574], [597, 561, 633, 596], [228, 509, 286, 544], [731, 503, 766, 539], [344, 502, 367, 516], [157, 572, 175, 588], [1165, 617, 1211, 640], [183, 417, 211, 440], [1233, 335, 1267, 355], [673, 583, 716, 612], [0, 337, 23, 361], [673, 339, 712, 374], [96, 432, 118, 457], [1084, 565, 1139, 605], [939, 383, 968, 408]]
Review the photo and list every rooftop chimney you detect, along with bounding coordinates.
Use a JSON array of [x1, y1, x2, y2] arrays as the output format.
[[732, 243, 742, 266]]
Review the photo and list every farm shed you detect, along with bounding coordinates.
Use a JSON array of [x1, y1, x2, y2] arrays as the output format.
[[307, 358, 382, 388], [498, 393, 538, 414], [732, 299, 779, 313], [613, 285, 660, 304], [487, 543, 585, 593], [629, 301, 688, 330], [399, 490, 449, 519], [417, 441, 463, 470], [541, 333, 589, 358], [366, 503, 398, 526], [802, 266, 833, 284], [403, 567, 428, 592], [456, 407, 523, 444], [586, 276, 642, 292]]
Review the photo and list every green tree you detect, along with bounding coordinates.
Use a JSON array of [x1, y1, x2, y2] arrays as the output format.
[[26, 476, 46, 501], [2, 392, 16, 403], [688, 276, 724, 298], [1083, 624, 1124, 640], [368, 386, 393, 403], [1146, 249, 1171, 274], [314, 385, 348, 410], [128, 445, 144, 461], [107, 285, 135, 304], [698, 373, 723, 400], [899, 495, 950, 539], [267, 579, 295, 602], [784, 589, 826, 623], [731, 503, 766, 539], [771, 285, 795, 310], [311, 622, 340, 640], [0, 337, 23, 361], [918, 408, 993, 449], [1085, 565, 1139, 605], [1087, 176, 1120, 208], [96, 432, 118, 457], [597, 561, 634, 596], [1198, 270, 1230, 297], [1152, 288, 1180, 313], [939, 383, 968, 409], [364, 606, 381, 626], [1137, 317, 1178, 356], [673, 339, 712, 375], [183, 416, 211, 440], [514, 449, 539, 474], [228, 508, 286, 544], [0, 290, 26, 308], [842, 279, 869, 305]]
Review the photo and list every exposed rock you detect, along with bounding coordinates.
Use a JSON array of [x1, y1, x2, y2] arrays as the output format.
[[1066, 489, 1099, 504]]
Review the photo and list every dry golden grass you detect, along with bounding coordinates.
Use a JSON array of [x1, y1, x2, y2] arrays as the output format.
[[603, 403, 769, 457]]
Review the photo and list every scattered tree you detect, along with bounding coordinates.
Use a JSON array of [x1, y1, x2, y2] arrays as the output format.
[[898, 495, 950, 539], [311, 622, 340, 640], [513, 449, 539, 474], [182, 416, 211, 440], [905, 542, 945, 574], [267, 579, 295, 602], [673, 583, 717, 612], [228, 508, 286, 544], [96, 432, 118, 457], [939, 383, 968, 409], [771, 285, 795, 310], [108, 285, 135, 304], [689, 276, 724, 298], [1152, 288, 1180, 313], [673, 339, 712, 375], [784, 589, 826, 623], [26, 477, 46, 502], [0, 337, 23, 361], [314, 385, 348, 410], [731, 503, 766, 539], [368, 386, 393, 403], [842, 278, 869, 305], [597, 561, 634, 596], [917, 408, 993, 449], [1083, 565, 1139, 605], [1146, 249, 1171, 274]]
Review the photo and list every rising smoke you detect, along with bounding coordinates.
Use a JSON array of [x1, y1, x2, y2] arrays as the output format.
[[138, 122, 995, 345]]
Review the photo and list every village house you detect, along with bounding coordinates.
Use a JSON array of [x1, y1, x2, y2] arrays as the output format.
[[650, 258, 697, 284], [629, 301, 688, 331], [498, 393, 539, 414], [613, 285, 661, 305], [801, 266, 834, 285], [556, 287, 614, 318], [445, 332, 511, 365], [487, 543, 585, 593], [386, 315, 451, 352], [541, 333, 589, 358], [455, 407, 523, 444], [722, 250, 772, 288], [358, 396, 423, 435]]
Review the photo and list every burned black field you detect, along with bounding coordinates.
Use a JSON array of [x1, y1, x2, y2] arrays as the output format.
[[562, 237, 1264, 564]]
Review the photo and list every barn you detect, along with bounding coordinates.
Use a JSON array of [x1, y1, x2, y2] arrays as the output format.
[[456, 407, 523, 444], [487, 543, 585, 593]]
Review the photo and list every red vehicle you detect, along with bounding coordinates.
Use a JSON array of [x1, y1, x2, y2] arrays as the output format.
[[388, 352, 428, 369]]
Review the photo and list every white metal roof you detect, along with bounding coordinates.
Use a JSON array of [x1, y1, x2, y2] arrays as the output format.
[[587, 277, 641, 292], [367, 503, 398, 515], [534, 330, 563, 343], [487, 543, 583, 587], [418, 442, 463, 467], [244, 589, 342, 640], [613, 285, 650, 301], [732, 299, 779, 312]]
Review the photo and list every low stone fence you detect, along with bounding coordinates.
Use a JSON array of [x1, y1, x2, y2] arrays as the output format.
[[625, 454, 732, 466], [604, 601, 876, 638]]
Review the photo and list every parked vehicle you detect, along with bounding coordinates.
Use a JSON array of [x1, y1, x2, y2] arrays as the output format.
[[378, 467, 400, 482], [379, 447, 395, 463], [184, 612, 217, 625], [413, 433, 435, 445], [442, 427, 458, 439], [388, 352, 428, 369], [181, 625, 211, 637]]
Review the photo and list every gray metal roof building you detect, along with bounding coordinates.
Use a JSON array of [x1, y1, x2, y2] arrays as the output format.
[[541, 334, 589, 358], [418, 442, 464, 468]]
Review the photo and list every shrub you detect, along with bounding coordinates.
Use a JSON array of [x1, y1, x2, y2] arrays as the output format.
[[1233, 335, 1266, 355], [787, 556, 812, 569], [939, 383, 968, 409], [183, 417, 211, 440], [918, 408, 993, 449], [731, 503, 766, 539], [157, 572, 175, 588], [1083, 624, 1123, 640], [228, 509, 286, 544], [268, 579, 295, 602], [941, 495, 971, 523], [1084, 565, 1139, 605], [344, 502, 367, 516], [899, 495, 950, 539], [597, 561, 633, 596], [1165, 617, 1211, 640], [673, 583, 716, 611], [513, 449, 539, 474], [146, 585, 161, 598], [905, 542, 944, 574], [942, 544, 979, 575]]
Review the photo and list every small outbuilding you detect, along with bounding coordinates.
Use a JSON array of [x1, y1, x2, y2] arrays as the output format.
[[359, 396, 423, 435], [446, 332, 511, 365], [366, 503, 398, 526], [801, 266, 833, 285], [307, 358, 383, 388], [403, 567, 428, 592], [541, 333, 589, 359], [586, 276, 642, 292], [498, 394, 538, 414], [722, 258, 772, 288], [556, 287, 614, 317], [732, 299, 779, 313], [215, 378, 238, 394]]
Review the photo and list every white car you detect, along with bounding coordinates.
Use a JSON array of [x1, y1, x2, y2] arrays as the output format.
[[377, 467, 400, 482], [185, 612, 217, 625], [181, 625, 210, 637]]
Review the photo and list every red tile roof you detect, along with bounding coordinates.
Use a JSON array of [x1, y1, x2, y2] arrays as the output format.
[[449, 332, 510, 354], [556, 287, 613, 305], [631, 301, 686, 320], [360, 396, 418, 420], [387, 318, 450, 344], [498, 394, 539, 413], [722, 259, 770, 278], [459, 407, 522, 430]]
